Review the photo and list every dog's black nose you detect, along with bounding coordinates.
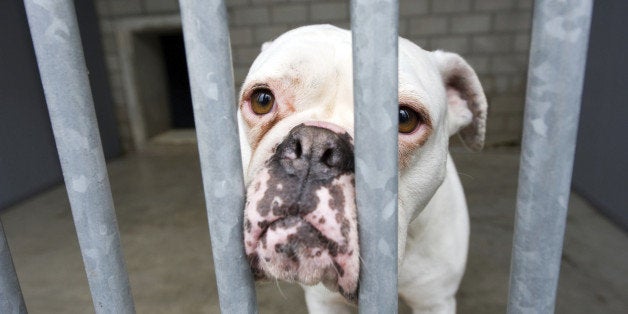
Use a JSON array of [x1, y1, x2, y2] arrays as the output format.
[[274, 124, 354, 181]]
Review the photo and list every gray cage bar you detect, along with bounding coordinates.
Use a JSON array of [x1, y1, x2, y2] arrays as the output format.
[[507, 0, 593, 313], [23, 1, 135, 313], [0, 220, 26, 314], [179, 0, 257, 313], [351, 0, 400, 312]]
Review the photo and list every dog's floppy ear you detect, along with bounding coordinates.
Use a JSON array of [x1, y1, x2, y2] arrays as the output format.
[[432, 50, 488, 151]]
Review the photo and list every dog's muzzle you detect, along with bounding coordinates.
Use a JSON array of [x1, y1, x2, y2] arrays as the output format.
[[244, 124, 360, 301]]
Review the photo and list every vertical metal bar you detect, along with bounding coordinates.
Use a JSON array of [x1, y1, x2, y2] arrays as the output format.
[[0, 220, 27, 314], [23, 1, 135, 313], [351, 0, 399, 312], [507, 1, 593, 313], [179, 1, 257, 313]]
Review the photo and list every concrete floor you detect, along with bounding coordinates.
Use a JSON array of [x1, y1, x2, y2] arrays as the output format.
[[2, 144, 626, 313]]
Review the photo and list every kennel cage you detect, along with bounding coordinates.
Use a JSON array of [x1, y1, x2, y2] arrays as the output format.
[[0, 0, 592, 313]]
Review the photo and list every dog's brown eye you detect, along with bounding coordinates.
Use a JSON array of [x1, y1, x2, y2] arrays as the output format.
[[251, 89, 275, 115], [399, 106, 421, 133]]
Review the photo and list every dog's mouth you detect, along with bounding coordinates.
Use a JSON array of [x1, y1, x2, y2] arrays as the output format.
[[251, 216, 348, 288], [243, 124, 359, 302]]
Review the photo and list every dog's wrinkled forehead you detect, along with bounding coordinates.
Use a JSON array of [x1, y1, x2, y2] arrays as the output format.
[[241, 25, 447, 122], [247, 25, 351, 80]]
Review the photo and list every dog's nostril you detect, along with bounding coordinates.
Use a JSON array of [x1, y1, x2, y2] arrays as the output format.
[[295, 139, 302, 159], [320, 148, 335, 167]]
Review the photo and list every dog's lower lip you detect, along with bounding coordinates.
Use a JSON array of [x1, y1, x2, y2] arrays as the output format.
[[257, 216, 307, 240]]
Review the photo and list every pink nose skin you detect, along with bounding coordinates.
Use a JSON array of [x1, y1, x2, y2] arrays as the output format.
[[303, 121, 352, 138], [243, 124, 360, 302]]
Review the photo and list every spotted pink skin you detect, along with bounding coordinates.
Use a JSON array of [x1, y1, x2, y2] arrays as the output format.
[[243, 129, 360, 301]]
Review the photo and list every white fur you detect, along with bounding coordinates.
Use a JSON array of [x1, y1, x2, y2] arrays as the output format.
[[238, 25, 487, 313]]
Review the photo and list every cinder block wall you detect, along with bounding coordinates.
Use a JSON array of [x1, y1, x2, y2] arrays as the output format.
[[96, 0, 532, 151]]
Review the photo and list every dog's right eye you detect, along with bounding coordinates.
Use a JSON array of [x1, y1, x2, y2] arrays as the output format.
[[250, 89, 275, 115], [398, 106, 422, 133]]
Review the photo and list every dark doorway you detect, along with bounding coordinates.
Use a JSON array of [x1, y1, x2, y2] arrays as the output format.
[[160, 33, 194, 129]]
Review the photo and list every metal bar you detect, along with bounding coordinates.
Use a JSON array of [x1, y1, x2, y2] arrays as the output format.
[[507, 1, 593, 313], [351, 0, 399, 312], [179, 1, 257, 313], [23, 1, 135, 313], [0, 220, 27, 314]]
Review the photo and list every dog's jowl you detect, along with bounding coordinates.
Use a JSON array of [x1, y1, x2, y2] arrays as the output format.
[[238, 25, 487, 313]]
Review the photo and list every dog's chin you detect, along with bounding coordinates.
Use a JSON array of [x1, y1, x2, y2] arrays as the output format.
[[250, 216, 359, 302]]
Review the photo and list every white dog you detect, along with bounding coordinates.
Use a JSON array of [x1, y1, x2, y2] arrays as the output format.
[[238, 25, 487, 313]]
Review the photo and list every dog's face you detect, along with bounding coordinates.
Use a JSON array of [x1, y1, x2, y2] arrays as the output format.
[[239, 25, 486, 302]]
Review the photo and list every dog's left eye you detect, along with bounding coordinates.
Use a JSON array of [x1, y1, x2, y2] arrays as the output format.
[[398, 106, 421, 133], [250, 89, 275, 115]]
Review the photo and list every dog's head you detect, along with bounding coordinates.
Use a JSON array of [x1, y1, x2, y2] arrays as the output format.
[[239, 25, 487, 302]]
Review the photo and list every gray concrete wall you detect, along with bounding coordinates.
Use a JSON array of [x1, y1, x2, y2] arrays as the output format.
[[95, 0, 533, 150], [573, 0, 628, 230], [0, 1, 120, 209]]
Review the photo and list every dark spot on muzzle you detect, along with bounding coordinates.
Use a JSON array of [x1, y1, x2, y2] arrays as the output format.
[[338, 285, 358, 303], [328, 184, 346, 213], [244, 219, 252, 233], [274, 218, 344, 260], [247, 253, 266, 280]]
